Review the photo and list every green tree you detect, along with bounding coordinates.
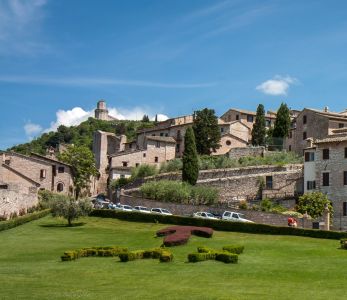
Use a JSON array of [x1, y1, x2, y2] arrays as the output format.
[[142, 114, 150, 122], [192, 108, 221, 155], [51, 194, 92, 226], [297, 192, 333, 219], [273, 103, 291, 138], [251, 104, 266, 146], [58, 145, 99, 199], [182, 127, 199, 185]]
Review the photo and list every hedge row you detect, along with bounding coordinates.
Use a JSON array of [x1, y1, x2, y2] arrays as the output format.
[[90, 209, 347, 240], [61, 246, 128, 261], [340, 239, 347, 249], [188, 246, 240, 264], [119, 248, 173, 263], [0, 209, 51, 232]]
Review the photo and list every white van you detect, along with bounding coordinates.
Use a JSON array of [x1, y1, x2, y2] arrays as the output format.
[[222, 211, 253, 223]]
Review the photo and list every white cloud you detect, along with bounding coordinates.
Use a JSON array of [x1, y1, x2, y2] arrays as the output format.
[[44, 106, 169, 132], [150, 114, 169, 122], [256, 75, 297, 96], [24, 121, 42, 139]]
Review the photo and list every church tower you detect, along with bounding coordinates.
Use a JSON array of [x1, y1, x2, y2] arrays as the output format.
[[94, 100, 109, 120]]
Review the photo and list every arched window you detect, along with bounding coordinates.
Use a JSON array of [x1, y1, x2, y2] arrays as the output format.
[[226, 140, 231, 146], [57, 183, 64, 192]]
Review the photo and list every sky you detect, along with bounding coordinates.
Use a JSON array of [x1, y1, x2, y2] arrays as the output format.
[[1, 0, 347, 149]]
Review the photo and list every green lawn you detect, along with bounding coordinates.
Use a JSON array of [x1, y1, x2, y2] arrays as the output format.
[[0, 216, 346, 300]]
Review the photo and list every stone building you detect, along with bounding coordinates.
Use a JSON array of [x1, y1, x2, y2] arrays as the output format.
[[303, 129, 347, 230], [286, 108, 347, 155], [94, 100, 117, 121]]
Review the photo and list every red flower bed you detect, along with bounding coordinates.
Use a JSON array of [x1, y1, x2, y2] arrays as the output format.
[[157, 226, 213, 247]]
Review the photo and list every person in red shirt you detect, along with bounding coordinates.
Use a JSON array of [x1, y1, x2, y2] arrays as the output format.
[[288, 217, 297, 227]]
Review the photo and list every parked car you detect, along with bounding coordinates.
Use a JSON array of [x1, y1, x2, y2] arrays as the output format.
[[133, 206, 151, 213], [92, 199, 110, 209], [118, 204, 133, 212], [193, 212, 219, 220], [151, 208, 173, 215], [222, 211, 253, 223]]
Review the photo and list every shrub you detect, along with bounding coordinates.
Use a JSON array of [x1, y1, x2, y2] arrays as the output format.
[[340, 239, 347, 249], [118, 248, 173, 263], [215, 252, 238, 264], [109, 177, 132, 190], [38, 190, 56, 209], [238, 200, 248, 210], [131, 164, 157, 179], [160, 159, 182, 173], [222, 245, 244, 254], [188, 253, 210, 262], [189, 247, 238, 264], [260, 198, 273, 212], [191, 186, 219, 205], [61, 246, 128, 261]]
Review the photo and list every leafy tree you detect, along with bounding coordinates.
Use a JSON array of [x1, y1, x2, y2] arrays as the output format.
[[142, 115, 150, 122], [182, 127, 199, 185], [51, 194, 92, 226], [58, 145, 99, 199], [273, 103, 291, 138], [192, 108, 221, 155], [251, 104, 266, 146], [297, 192, 333, 219], [131, 164, 157, 179]]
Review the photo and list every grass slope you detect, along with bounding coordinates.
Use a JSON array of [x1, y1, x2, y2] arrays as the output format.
[[0, 216, 346, 300]]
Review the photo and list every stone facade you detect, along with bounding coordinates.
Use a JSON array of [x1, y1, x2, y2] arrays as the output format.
[[303, 130, 347, 230], [228, 146, 265, 159], [94, 100, 117, 121]]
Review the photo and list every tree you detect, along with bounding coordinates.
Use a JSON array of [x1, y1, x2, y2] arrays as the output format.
[[182, 127, 199, 185], [297, 192, 333, 219], [58, 145, 99, 199], [251, 104, 266, 146], [273, 102, 291, 138], [192, 108, 221, 155], [51, 194, 92, 226], [142, 114, 150, 122]]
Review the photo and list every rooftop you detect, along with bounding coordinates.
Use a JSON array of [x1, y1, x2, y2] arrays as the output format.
[[146, 136, 176, 143]]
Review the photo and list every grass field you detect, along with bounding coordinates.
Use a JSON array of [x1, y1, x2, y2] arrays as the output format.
[[0, 216, 346, 300]]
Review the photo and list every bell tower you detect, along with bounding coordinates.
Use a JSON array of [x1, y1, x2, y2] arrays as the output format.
[[94, 100, 109, 120]]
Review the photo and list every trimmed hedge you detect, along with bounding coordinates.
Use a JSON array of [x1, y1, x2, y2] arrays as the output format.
[[222, 245, 244, 254], [90, 209, 347, 240], [340, 239, 347, 249], [61, 246, 128, 261], [188, 246, 239, 264], [0, 209, 51, 232], [119, 248, 173, 263]]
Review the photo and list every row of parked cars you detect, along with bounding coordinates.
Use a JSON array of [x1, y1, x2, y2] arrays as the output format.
[[193, 211, 253, 223]]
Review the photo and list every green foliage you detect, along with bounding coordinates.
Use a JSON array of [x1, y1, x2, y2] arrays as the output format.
[[91, 209, 347, 240], [142, 114, 150, 122], [273, 103, 291, 138], [118, 248, 173, 263], [0, 209, 50, 232], [51, 195, 92, 226], [260, 198, 273, 212], [140, 180, 219, 205], [193, 108, 221, 155], [8, 118, 154, 155], [188, 246, 239, 263], [38, 190, 56, 210], [58, 145, 98, 198], [131, 164, 157, 179], [222, 245, 244, 254], [340, 239, 347, 250], [251, 104, 266, 146], [109, 177, 132, 190], [61, 246, 128, 261], [182, 127, 199, 185], [297, 192, 333, 219], [159, 159, 183, 173]]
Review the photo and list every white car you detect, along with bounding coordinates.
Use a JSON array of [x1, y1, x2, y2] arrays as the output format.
[[193, 212, 218, 220], [133, 206, 151, 213], [151, 208, 173, 215], [222, 211, 253, 223], [112, 204, 133, 212]]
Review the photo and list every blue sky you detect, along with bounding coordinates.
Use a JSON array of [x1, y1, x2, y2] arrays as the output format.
[[1, 0, 347, 149]]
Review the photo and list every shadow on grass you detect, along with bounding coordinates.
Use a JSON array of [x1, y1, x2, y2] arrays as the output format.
[[39, 222, 86, 228]]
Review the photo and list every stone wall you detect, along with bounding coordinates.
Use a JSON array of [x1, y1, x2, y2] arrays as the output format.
[[119, 194, 311, 228], [228, 146, 265, 159]]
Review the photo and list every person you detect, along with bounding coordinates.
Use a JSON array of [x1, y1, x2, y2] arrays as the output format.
[[288, 217, 297, 227]]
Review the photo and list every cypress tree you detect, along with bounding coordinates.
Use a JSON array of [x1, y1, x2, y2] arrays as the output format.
[[192, 108, 221, 155], [273, 103, 291, 138], [182, 126, 199, 185], [251, 104, 266, 146]]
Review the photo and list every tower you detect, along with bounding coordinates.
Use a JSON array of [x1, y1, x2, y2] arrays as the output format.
[[95, 100, 109, 120]]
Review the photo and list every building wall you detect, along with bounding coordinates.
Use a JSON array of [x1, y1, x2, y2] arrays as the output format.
[[213, 135, 248, 155], [303, 150, 316, 193]]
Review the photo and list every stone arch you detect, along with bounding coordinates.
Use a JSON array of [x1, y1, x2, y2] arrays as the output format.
[[57, 182, 64, 193]]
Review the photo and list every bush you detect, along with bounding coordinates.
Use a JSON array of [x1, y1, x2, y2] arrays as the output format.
[[160, 159, 182, 173], [215, 252, 238, 264], [222, 245, 244, 254], [38, 190, 56, 210], [0, 209, 50, 232], [260, 198, 273, 212], [109, 177, 132, 190], [191, 186, 219, 205], [131, 164, 157, 179], [189, 246, 239, 264], [61, 246, 128, 261], [118, 248, 173, 263], [340, 239, 347, 249], [90, 209, 347, 240]]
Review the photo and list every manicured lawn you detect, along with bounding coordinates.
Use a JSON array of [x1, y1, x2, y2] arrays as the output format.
[[0, 216, 346, 300]]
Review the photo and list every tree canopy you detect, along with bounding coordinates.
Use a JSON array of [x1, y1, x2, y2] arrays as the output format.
[[251, 104, 266, 146], [297, 192, 333, 219], [182, 126, 199, 185], [192, 108, 221, 155], [273, 103, 291, 138]]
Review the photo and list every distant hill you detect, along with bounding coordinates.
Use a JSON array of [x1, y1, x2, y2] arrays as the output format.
[[9, 118, 154, 155]]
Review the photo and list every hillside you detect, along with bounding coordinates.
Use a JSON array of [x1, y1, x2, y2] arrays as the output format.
[[9, 118, 154, 155]]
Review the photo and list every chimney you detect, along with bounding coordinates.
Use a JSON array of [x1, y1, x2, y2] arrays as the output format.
[[324, 106, 329, 112]]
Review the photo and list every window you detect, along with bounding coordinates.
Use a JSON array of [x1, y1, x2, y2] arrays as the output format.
[[288, 145, 292, 151], [322, 172, 329, 186], [344, 171, 347, 185], [40, 169, 46, 179], [155, 157, 159, 163], [224, 212, 231, 217], [135, 163, 140, 167], [266, 120, 271, 127], [152, 134, 155, 136], [339, 123, 345, 128], [306, 181, 316, 190], [129, 143, 132, 149], [122, 162, 128, 167], [57, 183, 64, 192], [165, 133, 168, 137], [343, 202, 347, 216], [266, 176, 273, 189], [221, 127, 224, 133], [143, 153, 146, 158], [156, 141, 160, 148], [323, 149, 329, 160], [176, 144, 180, 153], [226, 140, 231, 146], [303, 132, 307, 140], [160, 133, 164, 136], [232, 213, 239, 219], [58, 166, 64, 173], [303, 115, 307, 124], [247, 115, 254, 122], [304, 152, 315, 162], [0, 184, 8, 190], [236, 115, 239, 120], [345, 148, 347, 158]]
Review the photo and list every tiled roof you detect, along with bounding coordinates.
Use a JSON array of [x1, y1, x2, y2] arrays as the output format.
[[315, 135, 347, 144], [146, 136, 176, 143], [226, 108, 276, 118], [30, 153, 72, 167]]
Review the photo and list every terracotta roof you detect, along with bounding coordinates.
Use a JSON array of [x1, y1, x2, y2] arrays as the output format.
[[146, 136, 176, 143], [315, 135, 347, 144]]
